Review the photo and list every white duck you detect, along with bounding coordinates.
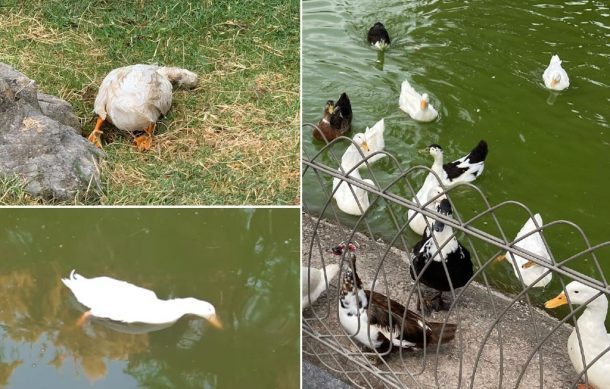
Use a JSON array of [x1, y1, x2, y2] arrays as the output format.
[[545, 281, 610, 389], [89, 64, 198, 151], [62, 270, 222, 328], [407, 186, 446, 236], [496, 214, 552, 288], [332, 169, 374, 216], [398, 80, 438, 122], [543, 55, 570, 91], [420, 140, 488, 189], [302, 264, 339, 309], [341, 118, 386, 172]]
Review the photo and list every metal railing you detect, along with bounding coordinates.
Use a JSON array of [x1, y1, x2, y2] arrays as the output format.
[[302, 123, 610, 389]]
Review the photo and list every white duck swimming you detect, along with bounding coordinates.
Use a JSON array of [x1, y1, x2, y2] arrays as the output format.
[[332, 169, 374, 216], [398, 80, 438, 122], [496, 213, 552, 288], [408, 186, 446, 236], [543, 55, 570, 91], [545, 281, 610, 389], [89, 64, 198, 151], [62, 270, 222, 328], [341, 118, 386, 172], [302, 264, 339, 309]]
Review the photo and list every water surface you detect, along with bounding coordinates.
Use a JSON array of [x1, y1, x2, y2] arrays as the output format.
[[0, 208, 299, 388], [303, 0, 610, 302]]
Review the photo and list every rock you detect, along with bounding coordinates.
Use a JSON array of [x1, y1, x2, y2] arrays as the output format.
[[0, 63, 102, 201]]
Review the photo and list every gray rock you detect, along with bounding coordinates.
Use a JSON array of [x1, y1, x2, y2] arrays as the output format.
[[0, 63, 103, 201]]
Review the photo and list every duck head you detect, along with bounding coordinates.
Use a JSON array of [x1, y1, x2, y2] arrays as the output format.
[[420, 93, 430, 110], [324, 100, 335, 116], [329, 243, 361, 292], [181, 298, 223, 329], [551, 73, 561, 88], [545, 281, 608, 310], [432, 198, 453, 232], [353, 133, 369, 152], [419, 143, 443, 159]]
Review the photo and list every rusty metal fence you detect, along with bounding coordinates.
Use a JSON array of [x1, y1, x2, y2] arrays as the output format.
[[302, 123, 610, 389]]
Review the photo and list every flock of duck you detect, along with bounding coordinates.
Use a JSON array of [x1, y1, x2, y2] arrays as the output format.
[[306, 22, 609, 388]]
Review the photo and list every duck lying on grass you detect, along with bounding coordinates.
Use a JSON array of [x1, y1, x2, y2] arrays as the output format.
[[89, 64, 198, 151]]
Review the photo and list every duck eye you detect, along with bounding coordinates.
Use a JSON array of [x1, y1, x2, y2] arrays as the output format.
[[574, 290, 579, 294]]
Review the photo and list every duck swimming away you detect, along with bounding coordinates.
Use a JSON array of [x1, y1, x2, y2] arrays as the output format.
[[367, 22, 391, 50], [62, 270, 222, 329]]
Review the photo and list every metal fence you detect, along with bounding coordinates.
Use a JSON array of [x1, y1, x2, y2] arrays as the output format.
[[302, 123, 610, 389]]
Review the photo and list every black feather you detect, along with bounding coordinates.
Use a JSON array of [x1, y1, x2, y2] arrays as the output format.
[[367, 22, 391, 46]]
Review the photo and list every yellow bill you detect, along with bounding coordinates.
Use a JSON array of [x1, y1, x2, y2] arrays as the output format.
[[544, 291, 567, 309]]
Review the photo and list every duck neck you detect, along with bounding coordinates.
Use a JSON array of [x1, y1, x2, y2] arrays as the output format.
[[157, 298, 195, 320], [430, 225, 459, 261], [431, 153, 444, 172], [577, 296, 609, 336]]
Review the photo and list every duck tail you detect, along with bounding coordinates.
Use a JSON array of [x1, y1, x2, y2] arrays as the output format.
[[335, 92, 352, 118], [550, 54, 561, 65], [468, 140, 488, 164], [427, 321, 457, 345], [157, 67, 198, 89]]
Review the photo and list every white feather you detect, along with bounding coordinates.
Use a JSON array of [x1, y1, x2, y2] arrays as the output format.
[[542, 55, 569, 91], [302, 264, 339, 309], [398, 80, 438, 122], [341, 118, 386, 171]]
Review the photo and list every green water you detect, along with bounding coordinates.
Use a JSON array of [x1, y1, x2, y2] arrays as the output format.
[[0, 208, 299, 388], [303, 1, 610, 297]]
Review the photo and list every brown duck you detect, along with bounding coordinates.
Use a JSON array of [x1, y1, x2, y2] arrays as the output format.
[[312, 92, 352, 142], [332, 243, 457, 354]]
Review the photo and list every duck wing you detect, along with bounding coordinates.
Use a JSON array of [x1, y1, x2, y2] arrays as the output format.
[[398, 80, 422, 114], [330, 92, 352, 132], [365, 118, 385, 155], [366, 290, 456, 348], [444, 140, 488, 181]]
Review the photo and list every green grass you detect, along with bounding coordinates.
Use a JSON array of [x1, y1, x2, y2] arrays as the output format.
[[0, 0, 300, 205]]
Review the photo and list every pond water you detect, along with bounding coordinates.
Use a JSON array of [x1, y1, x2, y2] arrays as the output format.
[[0, 208, 299, 388], [302, 0, 610, 307]]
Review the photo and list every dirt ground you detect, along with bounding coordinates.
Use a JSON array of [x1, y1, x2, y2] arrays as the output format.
[[302, 213, 577, 389]]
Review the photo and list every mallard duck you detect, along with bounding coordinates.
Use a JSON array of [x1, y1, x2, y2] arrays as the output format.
[[332, 168, 373, 216], [419, 140, 488, 189], [408, 186, 446, 236], [302, 264, 339, 309], [496, 213, 553, 288], [313, 92, 353, 142], [340, 118, 386, 172], [410, 199, 473, 313], [88, 64, 198, 151], [399, 80, 438, 122], [62, 270, 222, 328], [545, 281, 610, 389], [332, 243, 457, 353], [367, 22, 391, 50], [543, 55, 570, 91]]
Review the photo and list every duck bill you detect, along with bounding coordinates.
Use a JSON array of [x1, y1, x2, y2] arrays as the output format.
[[495, 254, 507, 263], [544, 292, 567, 309], [521, 260, 536, 269], [550, 78, 558, 88], [418, 147, 429, 154], [206, 315, 223, 329], [361, 142, 370, 152], [420, 99, 428, 110]]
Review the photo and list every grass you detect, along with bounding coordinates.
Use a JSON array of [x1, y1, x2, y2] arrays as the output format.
[[0, 0, 300, 205]]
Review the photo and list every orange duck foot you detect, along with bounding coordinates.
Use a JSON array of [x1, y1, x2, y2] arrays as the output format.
[[87, 117, 104, 148], [76, 311, 92, 327], [577, 384, 597, 389], [134, 134, 153, 151]]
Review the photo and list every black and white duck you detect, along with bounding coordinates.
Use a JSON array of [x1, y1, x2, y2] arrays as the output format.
[[332, 243, 457, 353], [313, 92, 353, 142], [367, 22, 391, 50], [419, 140, 488, 189], [410, 199, 474, 313]]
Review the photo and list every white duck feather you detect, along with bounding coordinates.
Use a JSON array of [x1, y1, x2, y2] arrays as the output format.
[[543, 55, 569, 91], [302, 264, 340, 309], [399, 80, 438, 122], [62, 270, 221, 327], [341, 118, 386, 172]]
